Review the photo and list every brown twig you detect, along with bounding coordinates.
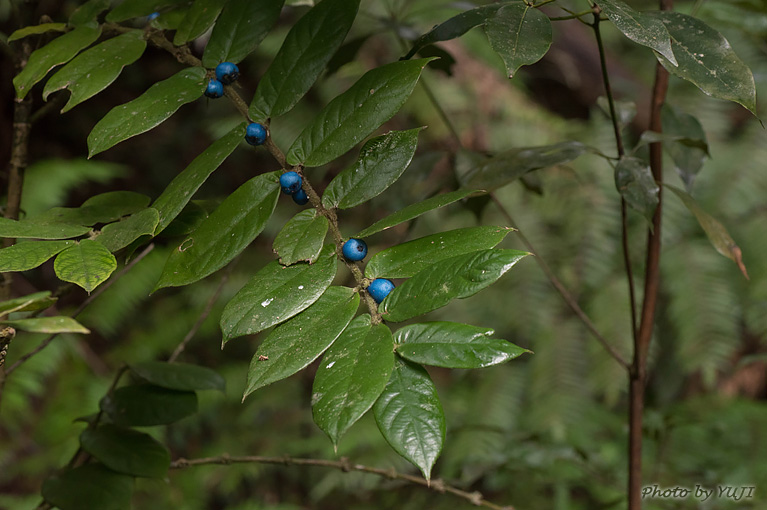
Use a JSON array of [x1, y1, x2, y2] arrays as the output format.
[[169, 262, 234, 363], [169, 454, 515, 510], [490, 195, 629, 369]]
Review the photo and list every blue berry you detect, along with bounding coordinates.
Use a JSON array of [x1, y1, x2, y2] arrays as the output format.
[[292, 189, 309, 205], [204, 79, 224, 98], [245, 123, 267, 146], [342, 238, 367, 261], [368, 278, 395, 304], [215, 62, 239, 85], [280, 171, 302, 195], [147, 12, 160, 21]]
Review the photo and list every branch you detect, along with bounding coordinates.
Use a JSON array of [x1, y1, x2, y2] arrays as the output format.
[[490, 195, 630, 370], [170, 454, 515, 510]]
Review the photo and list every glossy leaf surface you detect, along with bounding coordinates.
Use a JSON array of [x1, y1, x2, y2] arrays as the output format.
[[394, 321, 529, 369], [366, 226, 512, 279], [373, 358, 445, 479], [0, 240, 74, 272], [106, 0, 189, 22], [54, 240, 117, 293], [0, 218, 90, 239], [243, 287, 358, 399], [13, 24, 101, 99], [221, 245, 337, 342], [156, 172, 280, 289], [152, 123, 246, 235], [43, 30, 147, 112], [80, 424, 170, 478], [485, 3, 552, 78], [599, 0, 677, 65], [34, 191, 150, 226], [403, 3, 509, 59], [614, 156, 659, 222], [96, 208, 159, 252], [42, 464, 133, 510], [460, 141, 588, 191], [69, 0, 111, 26], [322, 128, 422, 210], [130, 361, 225, 392], [101, 384, 197, 426], [88, 67, 206, 157], [273, 209, 329, 265], [287, 59, 433, 167], [0, 316, 89, 334], [312, 316, 394, 446], [382, 249, 529, 322], [249, 0, 359, 121], [356, 189, 476, 238], [651, 12, 756, 114], [173, 0, 224, 44], [202, 0, 284, 67]]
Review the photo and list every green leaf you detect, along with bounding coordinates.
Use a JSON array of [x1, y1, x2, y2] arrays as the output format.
[[273, 209, 329, 265], [381, 249, 529, 322], [459, 141, 589, 191], [356, 189, 476, 238], [0, 291, 56, 316], [0, 240, 75, 272], [80, 424, 170, 478], [42, 464, 133, 510], [322, 128, 422, 210], [249, 0, 360, 121], [101, 384, 198, 426], [160, 201, 208, 237], [8, 23, 67, 42], [614, 156, 658, 222], [403, 3, 510, 60], [150, 7, 191, 30], [106, 0, 190, 22], [662, 105, 709, 190], [87, 67, 206, 157], [33, 191, 151, 226], [43, 30, 147, 113], [243, 286, 359, 399], [69, 0, 111, 26], [0, 218, 90, 239], [13, 24, 101, 99], [173, 0, 225, 45], [373, 358, 445, 480], [312, 315, 394, 446], [286, 58, 434, 167], [650, 11, 757, 114], [484, 3, 552, 78], [220, 245, 337, 342], [96, 208, 160, 252], [666, 184, 749, 279], [155, 172, 280, 290], [0, 316, 89, 334], [394, 321, 530, 369], [598, 0, 677, 66], [366, 226, 513, 279], [54, 239, 117, 293], [202, 0, 284, 67], [129, 361, 225, 392], [152, 123, 246, 235]]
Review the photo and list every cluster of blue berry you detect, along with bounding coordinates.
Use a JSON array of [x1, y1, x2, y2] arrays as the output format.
[[207, 62, 394, 305], [342, 238, 394, 304]]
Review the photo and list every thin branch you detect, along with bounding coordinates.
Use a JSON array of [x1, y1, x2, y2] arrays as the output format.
[[169, 263, 234, 363], [3, 244, 155, 377], [170, 454, 515, 510], [490, 194, 629, 370]]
